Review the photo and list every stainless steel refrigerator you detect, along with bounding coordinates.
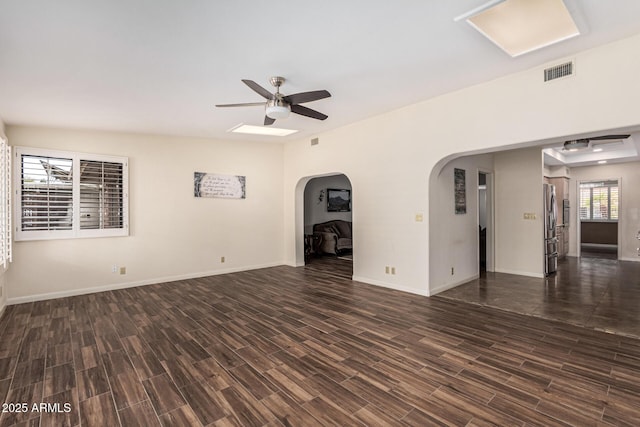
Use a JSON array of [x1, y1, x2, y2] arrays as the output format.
[[543, 183, 558, 275]]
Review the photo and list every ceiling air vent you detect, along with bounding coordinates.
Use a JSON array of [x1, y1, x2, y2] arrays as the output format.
[[544, 61, 574, 82]]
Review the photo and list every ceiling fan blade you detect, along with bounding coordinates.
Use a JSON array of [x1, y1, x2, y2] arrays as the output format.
[[283, 90, 331, 105], [588, 134, 630, 141], [215, 102, 265, 108], [291, 104, 328, 120], [264, 116, 276, 126], [242, 79, 274, 100]]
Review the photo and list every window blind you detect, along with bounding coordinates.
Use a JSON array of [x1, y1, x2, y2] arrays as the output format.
[[610, 186, 619, 220], [21, 155, 73, 231], [0, 139, 11, 267], [579, 187, 590, 220], [80, 160, 124, 230], [591, 187, 608, 220]]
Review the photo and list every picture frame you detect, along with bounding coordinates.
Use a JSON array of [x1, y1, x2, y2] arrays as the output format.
[[327, 188, 351, 212], [194, 172, 246, 199], [454, 168, 466, 214]]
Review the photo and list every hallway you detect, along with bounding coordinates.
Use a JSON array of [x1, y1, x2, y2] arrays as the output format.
[[437, 256, 640, 338]]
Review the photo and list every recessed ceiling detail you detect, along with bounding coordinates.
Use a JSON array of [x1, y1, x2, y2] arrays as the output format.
[[544, 133, 638, 167], [461, 0, 580, 57]]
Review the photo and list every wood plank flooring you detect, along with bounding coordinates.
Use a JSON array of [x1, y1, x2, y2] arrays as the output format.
[[1, 265, 639, 426], [304, 254, 353, 280], [439, 256, 640, 338]]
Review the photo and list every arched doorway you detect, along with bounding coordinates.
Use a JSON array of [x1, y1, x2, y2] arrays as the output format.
[[297, 173, 353, 279]]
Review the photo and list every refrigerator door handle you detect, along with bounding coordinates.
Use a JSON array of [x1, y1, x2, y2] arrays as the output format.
[[550, 193, 557, 229]]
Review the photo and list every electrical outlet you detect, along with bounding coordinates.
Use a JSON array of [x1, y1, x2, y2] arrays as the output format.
[[385, 266, 390, 274], [391, 267, 396, 275], [111, 265, 117, 274], [119, 267, 126, 275], [221, 256, 225, 263], [415, 213, 423, 222]]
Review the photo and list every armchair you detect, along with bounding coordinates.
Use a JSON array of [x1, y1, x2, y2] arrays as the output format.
[[312, 220, 352, 255]]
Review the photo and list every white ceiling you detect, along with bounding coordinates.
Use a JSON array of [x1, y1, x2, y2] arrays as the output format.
[[2, 1, 640, 143]]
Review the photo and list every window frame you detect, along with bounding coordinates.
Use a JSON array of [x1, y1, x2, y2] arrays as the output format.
[[14, 146, 129, 241]]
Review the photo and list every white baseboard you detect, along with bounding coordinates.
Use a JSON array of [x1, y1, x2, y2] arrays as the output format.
[[430, 274, 480, 296], [351, 276, 429, 297], [7, 262, 283, 305], [494, 268, 544, 278], [619, 257, 640, 262]]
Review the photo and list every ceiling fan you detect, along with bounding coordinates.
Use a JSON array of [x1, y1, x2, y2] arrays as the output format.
[[216, 76, 331, 126], [563, 134, 630, 151]]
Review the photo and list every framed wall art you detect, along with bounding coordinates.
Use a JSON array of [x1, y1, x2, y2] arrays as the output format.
[[194, 172, 246, 199], [454, 168, 466, 214], [327, 188, 351, 212]]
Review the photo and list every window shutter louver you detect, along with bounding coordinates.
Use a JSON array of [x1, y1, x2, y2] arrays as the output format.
[[80, 160, 124, 230], [0, 139, 11, 267], [21, 155, 73, 231], [610, 186, 619, 220], [579, 187, 591, 220]]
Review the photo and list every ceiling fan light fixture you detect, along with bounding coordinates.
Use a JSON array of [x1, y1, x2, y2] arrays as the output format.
[[563, 139, 589, 151], [265, 99, 291, 119]]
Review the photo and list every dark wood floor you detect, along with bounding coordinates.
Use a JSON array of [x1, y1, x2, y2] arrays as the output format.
[[304, 254, 353, 280], [1, 265, 640, 426], [439, 256, 640, 338]]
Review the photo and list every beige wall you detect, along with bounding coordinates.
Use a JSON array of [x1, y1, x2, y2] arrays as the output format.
[[284, 33, 640, 296], [429, 154, 495, 293], [569, 161, 640, 260], [494, 148, 545, 277], [6, 126, 285, 302]]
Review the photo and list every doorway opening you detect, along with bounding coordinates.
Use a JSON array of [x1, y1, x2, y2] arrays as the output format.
[[578, 179, 619, 259], [302, 174, 353, 279], [477, 171, 494, 273]]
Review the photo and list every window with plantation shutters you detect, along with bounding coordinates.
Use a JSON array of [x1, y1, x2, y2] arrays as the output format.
[[15, 147, 128, 241], [578, 180, 618, 221]]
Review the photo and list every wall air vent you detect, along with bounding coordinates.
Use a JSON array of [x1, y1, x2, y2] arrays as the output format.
[[544, 61, 574, 82]]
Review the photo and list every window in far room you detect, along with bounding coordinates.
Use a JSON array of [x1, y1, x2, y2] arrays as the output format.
[[15, 147, 128, 241], [579, 180, 618, 221]]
